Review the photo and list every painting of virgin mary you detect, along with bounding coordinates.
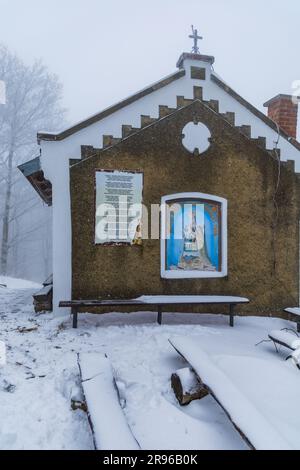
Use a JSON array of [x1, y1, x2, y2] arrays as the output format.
[[166, 201, 220, 273]]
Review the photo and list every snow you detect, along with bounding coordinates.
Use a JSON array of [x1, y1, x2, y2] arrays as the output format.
[[175, 368, 201, 395], [170, 336, 300, 450], [1, 282, 300, 450], [269, 330, 300, 350], [78, 353, 139, 450], [0, 276, 41, 290], [33, 285, 52, 296], [285, 307, 300, 317], [290, 348, 300, 368], [137, 295, 249, 304]]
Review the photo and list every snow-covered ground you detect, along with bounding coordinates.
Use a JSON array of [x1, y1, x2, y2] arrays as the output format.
[[0, 279, 300, 450], [0, 276, 40, 290]]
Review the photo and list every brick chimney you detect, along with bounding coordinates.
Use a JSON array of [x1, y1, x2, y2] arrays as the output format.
[[264, 94, 298, 139]]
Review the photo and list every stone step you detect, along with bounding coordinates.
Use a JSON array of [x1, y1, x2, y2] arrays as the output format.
[[281, 159, 295, 172], [268, 148, 281, 159], [237, 125, 251, 139], [141, 115, 157, 128], [159, 105, 176, 118], [221, 112, 235, 126], [103, 135, 121, 148], [252, 136, 267, 150], [206, 99, 219, 113], [122, 125, 140, 138], [177, 96, 194, 108], [81, 145, 95, 159]]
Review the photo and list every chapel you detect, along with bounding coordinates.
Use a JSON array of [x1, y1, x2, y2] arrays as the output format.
[[19, 29, 300, 316]]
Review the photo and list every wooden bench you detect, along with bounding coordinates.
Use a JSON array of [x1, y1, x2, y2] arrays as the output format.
[[268, 329, 300, 353], [284, 307, 300, 333], [59, 295, 250, 329]]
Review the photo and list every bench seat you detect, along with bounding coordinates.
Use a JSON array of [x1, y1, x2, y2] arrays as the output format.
[[284, 308, 300, 332], [59, 295, 250, 328]]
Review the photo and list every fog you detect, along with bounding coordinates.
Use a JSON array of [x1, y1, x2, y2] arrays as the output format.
[[0, 0, 299, 129], [0, 0, 299, 282]]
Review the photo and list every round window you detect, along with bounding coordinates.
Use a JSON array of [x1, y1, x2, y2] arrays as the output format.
[[182, 121, 211, 155]]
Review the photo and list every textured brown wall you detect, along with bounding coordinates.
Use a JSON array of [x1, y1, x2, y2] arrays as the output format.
[[70, 100, 300, 315]]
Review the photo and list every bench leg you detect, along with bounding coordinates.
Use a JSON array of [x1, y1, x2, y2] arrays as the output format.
[[297, 321, 300, 334], [229, 304, 235, 327], [157, 306, 163, 325], [72, 307, 78, 329]]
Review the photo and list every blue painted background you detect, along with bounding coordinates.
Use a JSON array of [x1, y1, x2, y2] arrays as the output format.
[[166, 201, 219, 271]]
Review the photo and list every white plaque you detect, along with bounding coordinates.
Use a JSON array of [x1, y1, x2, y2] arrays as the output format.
[[95, 170, 143, 244]]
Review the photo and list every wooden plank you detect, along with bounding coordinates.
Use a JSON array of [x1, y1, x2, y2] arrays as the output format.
[[169, 339, 255, 449], [43, 274, 53, 286], [59, 299, 145, 308], [284, 308, 300, 333], [169, 336, 293, 450], [268, 330, 300, 351], [285, 307, 300, 317], [33, 285, 52, 300], [78, 353, 140, 450], [59, 296, 249, 308]]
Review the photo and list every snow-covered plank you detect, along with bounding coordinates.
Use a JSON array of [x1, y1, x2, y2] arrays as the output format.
[[33, 285, 52, 298], [269, 330, 300, 351], [169, 336, 295, 450], [43, 274, 53, 286], [285, 307, 300, 317], [288, 349, 300, 369], [61, 295, 249, 307], [137, 295, 249, 304], [78, 353, 139, 450]]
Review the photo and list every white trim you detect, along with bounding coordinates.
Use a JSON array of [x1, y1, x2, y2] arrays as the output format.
[[160, 192, 228, 279]]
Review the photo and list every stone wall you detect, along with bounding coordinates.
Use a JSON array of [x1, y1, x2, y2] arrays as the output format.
[[70, 100, 300, 316]]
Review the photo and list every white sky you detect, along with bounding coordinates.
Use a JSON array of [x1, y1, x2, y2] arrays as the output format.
[[0, 0, 299, 135]]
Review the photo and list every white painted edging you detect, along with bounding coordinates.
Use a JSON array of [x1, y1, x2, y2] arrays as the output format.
[[78, 353, 140, 450], [160, 192, 228, 279]]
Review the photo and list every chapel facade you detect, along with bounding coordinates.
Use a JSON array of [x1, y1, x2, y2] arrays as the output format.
[[19, 35, 300, 316]]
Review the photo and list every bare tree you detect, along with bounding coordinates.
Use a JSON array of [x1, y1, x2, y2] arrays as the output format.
[[0, 45, 65, 277]]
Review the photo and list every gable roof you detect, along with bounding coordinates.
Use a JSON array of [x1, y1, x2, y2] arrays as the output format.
[[21, 95, 297, 206], [211, 73, 300, 152], [37, 69, 185, 143], [71, 98, 285, 169], [37, 60, 300, 155]]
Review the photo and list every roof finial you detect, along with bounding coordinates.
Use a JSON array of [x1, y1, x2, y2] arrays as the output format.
[[189, 25, 202, 54]]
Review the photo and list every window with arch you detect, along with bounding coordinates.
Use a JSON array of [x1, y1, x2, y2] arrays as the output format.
[[161, 193, 227, 279]]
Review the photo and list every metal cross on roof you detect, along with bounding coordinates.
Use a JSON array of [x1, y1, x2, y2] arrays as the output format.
[[189, 25, 202, 54]]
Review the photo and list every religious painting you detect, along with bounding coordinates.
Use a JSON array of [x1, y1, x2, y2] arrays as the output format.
[[161, 193, 227, 279], [95, 170, 143, 245]]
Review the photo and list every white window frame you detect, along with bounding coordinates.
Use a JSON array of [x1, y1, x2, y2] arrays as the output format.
[[160, 192, 228, 279]]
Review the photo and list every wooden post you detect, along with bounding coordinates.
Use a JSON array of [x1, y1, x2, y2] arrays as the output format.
[[229, 304, 235, 327], [157, 305, 163, 325], [72, 306, 78, 329]]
